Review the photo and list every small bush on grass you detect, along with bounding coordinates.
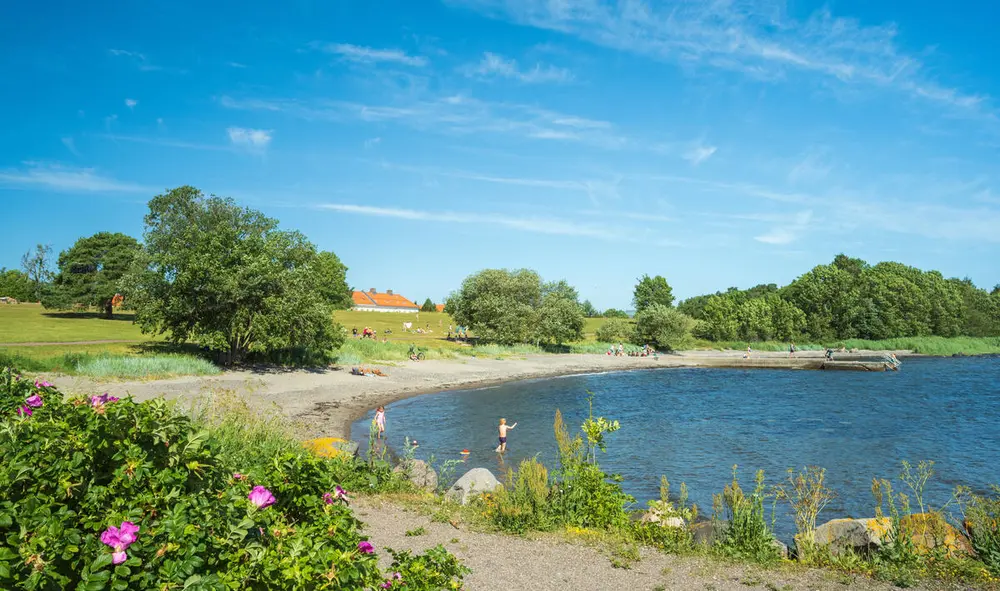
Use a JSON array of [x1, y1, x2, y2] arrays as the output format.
[[594, 318, 636, 344], [0, 366, 466, 590]]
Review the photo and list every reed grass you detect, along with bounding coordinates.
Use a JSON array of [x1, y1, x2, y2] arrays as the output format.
[[74, 354, 220, 378]]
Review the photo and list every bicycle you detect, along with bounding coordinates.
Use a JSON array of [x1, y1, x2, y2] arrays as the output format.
[[408, 346, 426, 361]]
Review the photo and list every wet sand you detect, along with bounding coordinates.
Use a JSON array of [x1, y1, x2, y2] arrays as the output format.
[[49, 349, 912, 439]]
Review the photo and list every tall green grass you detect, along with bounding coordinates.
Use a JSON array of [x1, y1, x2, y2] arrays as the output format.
[[0, 350, 220, 378], [334, 338, 462, 363], [693, 337, 1000, 355], [831, 336, 1000, 356], [75, 355, 220, 378]]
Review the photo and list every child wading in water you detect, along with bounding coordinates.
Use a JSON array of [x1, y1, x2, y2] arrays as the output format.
[[374, 406, 386, 439], [495, 418, 517, 453]]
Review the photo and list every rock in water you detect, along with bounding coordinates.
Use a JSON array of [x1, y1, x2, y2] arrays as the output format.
[[813, 518, 892, 556], [393, 459, 438, 491], [446, 468, 501, 505]]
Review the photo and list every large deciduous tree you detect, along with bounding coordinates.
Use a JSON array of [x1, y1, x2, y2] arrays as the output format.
[[42, 232, 140, 318], [121, 186, 343, 365], [450, 269, 584, 345], [632, 274, 674, 313]]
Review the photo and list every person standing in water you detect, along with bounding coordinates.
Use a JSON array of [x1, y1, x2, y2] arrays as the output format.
[[374, 406, 386, 439], [495, 418, 517, 453]]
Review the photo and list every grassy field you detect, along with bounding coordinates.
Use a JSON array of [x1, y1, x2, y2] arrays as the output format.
[[0, 303, 156, 343]]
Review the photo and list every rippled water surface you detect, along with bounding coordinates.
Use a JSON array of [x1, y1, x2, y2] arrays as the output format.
[[352, 356, 1000, 538]]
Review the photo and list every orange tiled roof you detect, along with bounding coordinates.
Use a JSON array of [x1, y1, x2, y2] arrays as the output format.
[[436, 304, 445, 312], [352, 290, 419, 309], [352, 291, 376, 306]]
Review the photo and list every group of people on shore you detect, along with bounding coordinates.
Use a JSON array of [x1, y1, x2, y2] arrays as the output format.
[[353, 326, 390, 340], [607, 343, 656, 357]]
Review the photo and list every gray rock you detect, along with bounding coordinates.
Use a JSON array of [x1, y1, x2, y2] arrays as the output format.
[[640, 510, 685, 528], [691, 520, 729, 546], [813, 518, 892, 556], [445, 468, 501, 505], [393, 459, 438, 491], [771, 539, 789, 559]]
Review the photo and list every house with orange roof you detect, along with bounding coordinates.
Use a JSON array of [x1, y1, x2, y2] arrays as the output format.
[[435, 304, 445, 312], [351, 288, 420, 313]]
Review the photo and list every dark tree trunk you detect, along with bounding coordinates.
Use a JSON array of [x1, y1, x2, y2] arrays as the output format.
[[104, 300, 114, 319]]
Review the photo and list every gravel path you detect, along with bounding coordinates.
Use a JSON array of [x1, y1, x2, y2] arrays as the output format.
[[355, 498, 935, 591]]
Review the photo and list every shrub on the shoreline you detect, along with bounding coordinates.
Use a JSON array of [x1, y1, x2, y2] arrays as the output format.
[[0, 366, 467, 590], [712, 467, 782, 563], [594, 318, 635, 344]]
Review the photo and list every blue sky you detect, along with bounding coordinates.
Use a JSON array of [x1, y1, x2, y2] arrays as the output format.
[[2, 0, 998, 309]]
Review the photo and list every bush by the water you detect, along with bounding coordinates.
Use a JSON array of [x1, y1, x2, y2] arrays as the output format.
[[0, 366, 467, 590], [594, 318, 635, 344]]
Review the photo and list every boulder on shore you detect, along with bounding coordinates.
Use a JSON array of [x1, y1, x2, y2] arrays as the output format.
[[640, 509, 685, 529], [446, 468, 501, 505], [813, 518, 892, 556], [691, 520, 729, 546], [393, 459, 438, 491], [899, 513, 972, 557]]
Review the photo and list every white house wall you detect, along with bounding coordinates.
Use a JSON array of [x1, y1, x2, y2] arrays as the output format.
[[352, 306, 419, 313]]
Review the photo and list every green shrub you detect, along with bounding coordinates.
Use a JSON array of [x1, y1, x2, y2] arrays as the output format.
[[957, 485, 1000, 576], [548, 405, 634, 531], [712, 466, 781, 563], [594, 318, 635, 344], [482, 457, 551, 534], [633, 304, 694, 351], [0, 366, 466, 590]]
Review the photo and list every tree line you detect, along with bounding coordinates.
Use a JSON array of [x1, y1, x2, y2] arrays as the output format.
[[678, 254, 1000, 342]]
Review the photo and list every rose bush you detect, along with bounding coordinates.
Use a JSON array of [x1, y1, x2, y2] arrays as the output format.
[[0, 366, 467, 590]]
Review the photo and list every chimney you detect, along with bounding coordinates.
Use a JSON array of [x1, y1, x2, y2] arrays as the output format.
[[387, 289, 394, 295], [369, 288, 376, 294]]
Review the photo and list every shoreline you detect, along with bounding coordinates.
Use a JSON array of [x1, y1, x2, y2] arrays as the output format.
[[47, 349, 920, 440]]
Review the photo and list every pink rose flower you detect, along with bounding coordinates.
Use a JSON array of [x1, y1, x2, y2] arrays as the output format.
[[25, 394, 43, 408], [248, 485, 275, 509], [101, 521, 139, 565]]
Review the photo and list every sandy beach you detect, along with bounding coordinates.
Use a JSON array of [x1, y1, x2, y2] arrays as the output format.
[[50, 349, 911, 440]]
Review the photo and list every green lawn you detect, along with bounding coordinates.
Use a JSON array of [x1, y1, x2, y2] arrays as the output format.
[[0, 303, 156, 344]]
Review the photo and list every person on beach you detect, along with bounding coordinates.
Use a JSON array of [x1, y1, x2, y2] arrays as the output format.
[[744, 345, 752, 359], [789, 342, 796, 358], [374, 406, 386, 439], [495, 418, 517, 453]]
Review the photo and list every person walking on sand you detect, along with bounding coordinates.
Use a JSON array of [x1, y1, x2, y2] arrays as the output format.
[[374, 406, 386, 439], [495, 418, 517, 453], [789, 342, 796, 358]]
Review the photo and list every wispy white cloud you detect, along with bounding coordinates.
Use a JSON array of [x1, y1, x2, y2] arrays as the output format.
[[219, 94, 626, 149], [227, 127, 272, 149], [125, 98, 137, 110], [313, 42, 428, 67], [318, 202, 665, 243], [0, 162, 150, 193], [449, 0, 991, 116], [364, 137, 382, 149], [109, 48, 162, 72], [788, 151, 833, 184], [61, 137, 80, 157], [464, 52, 574, 83], [376, 161, 621, 203], [683, 145, 717, 166], [227, 61, 248, 69], [101, 134, 234, 152], [752, 211, 814, 245]]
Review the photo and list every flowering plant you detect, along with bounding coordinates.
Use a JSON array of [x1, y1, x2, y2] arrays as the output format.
[[0, 366, 468, 590]]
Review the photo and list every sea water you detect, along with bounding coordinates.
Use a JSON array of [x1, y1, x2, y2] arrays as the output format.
[[352, 356, 1000, 539]]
